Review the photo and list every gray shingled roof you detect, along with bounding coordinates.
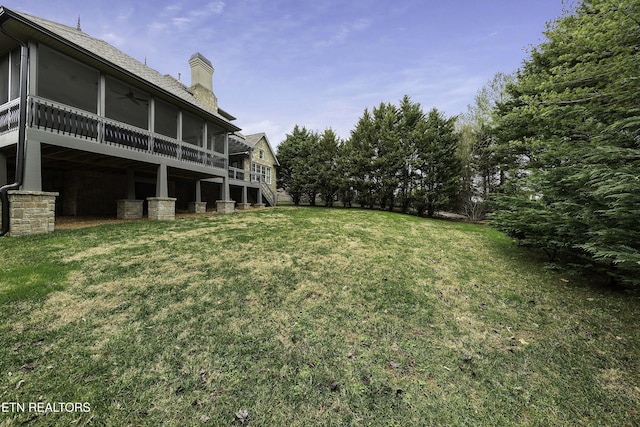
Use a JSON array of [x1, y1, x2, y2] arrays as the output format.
[[3, 7, 238, 130], [244, 133, 265, 148]]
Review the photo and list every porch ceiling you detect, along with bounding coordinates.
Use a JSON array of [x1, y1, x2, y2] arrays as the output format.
[[39, 144, 217, 181]]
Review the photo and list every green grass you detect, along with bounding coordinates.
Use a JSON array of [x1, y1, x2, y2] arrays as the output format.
[[0, 207, 638, 426]]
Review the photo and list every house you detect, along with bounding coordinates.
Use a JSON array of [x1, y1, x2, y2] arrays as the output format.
[[229, 132, 279, 208], [0, 6, 278, 236]]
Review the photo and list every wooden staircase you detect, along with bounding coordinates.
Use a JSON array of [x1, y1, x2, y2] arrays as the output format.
[[260, 182, 276, 206]]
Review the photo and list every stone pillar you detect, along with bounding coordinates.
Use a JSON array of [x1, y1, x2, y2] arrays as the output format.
[[189, 201, 207, 213], [117, 199, 143, 219], [216, 175, 235, 214], [237, 185, 251, 210], [216, 200, 235, 214], [188, 180, 206, 213], [147, 197, 176, 220], [7, 190, 58, 236], [117, 169, 143, 219]]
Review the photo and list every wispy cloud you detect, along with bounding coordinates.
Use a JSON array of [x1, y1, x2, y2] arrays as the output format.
[[149, 1, 225, 32], [192, 1, 225, 17], [171, 17, 192, 30], [315, 18, 372, 47]]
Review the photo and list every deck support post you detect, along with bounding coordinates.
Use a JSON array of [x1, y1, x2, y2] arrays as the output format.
[[238, 185, 251, 210], [22, 140, 42, 191]]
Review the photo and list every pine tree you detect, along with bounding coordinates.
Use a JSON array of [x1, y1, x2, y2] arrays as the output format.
[[491, 0, 640, 284], [276, 125, 315, 205], [412, 108, 462, 217]]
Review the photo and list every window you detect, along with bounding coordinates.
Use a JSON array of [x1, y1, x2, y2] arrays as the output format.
[[154, 99, 178, 139], [207, 122, 225, 152], [0, 52, 8, 105], [10, 48, 19, 100], [105, 76, 149, 129], [0, 47, 21, 104], [182, 111, 203, 146], [37, 44, 99, 113], [259, 149, 265, 159], [252, 163, 272, 185]]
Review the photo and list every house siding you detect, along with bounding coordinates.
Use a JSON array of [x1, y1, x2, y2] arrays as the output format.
[[252, 137, 278, 197]]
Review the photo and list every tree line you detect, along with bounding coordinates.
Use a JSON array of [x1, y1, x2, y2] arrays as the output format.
[[277, 0, 639, 286], [277, 97, 462, 217]]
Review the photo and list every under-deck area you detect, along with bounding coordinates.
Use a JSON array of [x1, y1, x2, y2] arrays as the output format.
[[1, 142, 267, 218]]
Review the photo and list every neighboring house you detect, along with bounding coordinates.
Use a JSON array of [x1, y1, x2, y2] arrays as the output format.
[[227, 131, 280, 209], [0, 7, 278, 236], [244, 132, 279, 207]]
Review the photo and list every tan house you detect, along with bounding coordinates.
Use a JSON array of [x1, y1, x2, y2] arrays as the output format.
[[0, 7, 278, 236], [242, 132, 278, 207]]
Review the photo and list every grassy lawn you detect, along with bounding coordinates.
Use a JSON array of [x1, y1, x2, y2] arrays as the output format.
[[0, 207, 638, 426]]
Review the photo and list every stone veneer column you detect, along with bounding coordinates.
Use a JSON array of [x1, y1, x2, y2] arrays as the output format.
[[216, 200, 235, 214], [189, 202, 207, 213], [147, 197, 176, 220], [117, 199, 144, 219], [7, 190, 58, 236]]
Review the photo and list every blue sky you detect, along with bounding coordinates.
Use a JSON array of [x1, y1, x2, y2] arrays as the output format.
[[11, 0, 569, 146]]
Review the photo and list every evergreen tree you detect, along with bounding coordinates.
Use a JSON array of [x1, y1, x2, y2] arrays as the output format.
[[491, 0, 640, 284], [370, 102, 402, 210], [397, 95, 426, 213], [316, 129, 341, 207], [348, 108, 379, 208], [276, 125, 315, 205], [348, 95, 432, 212], [412, 108, 462, 217]]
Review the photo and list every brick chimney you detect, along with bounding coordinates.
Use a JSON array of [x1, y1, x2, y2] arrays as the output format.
[[189, 52, 218, 112]]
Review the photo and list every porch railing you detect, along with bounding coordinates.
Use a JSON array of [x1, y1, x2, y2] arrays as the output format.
[[26, 96, 228, 170], [249, 173, 276, 206], [260, 181, 277, 206], [228, 166, 246, 181], [0, 99, 21, 134]]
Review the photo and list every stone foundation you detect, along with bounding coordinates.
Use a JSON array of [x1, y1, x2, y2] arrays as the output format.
[[189, 201, 207, 214], [216, 200, 235, 214], [7, 190, 59, 237], [147, 197, 176, 220], [237, 202, 252, 210], [117, 199, 144, 219], [253, 203, 266, 209]]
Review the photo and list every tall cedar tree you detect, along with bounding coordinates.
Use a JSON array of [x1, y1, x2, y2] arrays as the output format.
[[316, 129, 341, 206], [276, 125, 315, 205], [348, 108, 380, 208], [491, 0, 640, 284], [412, 108, 462, 217], [348, 96, 452, 212]]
